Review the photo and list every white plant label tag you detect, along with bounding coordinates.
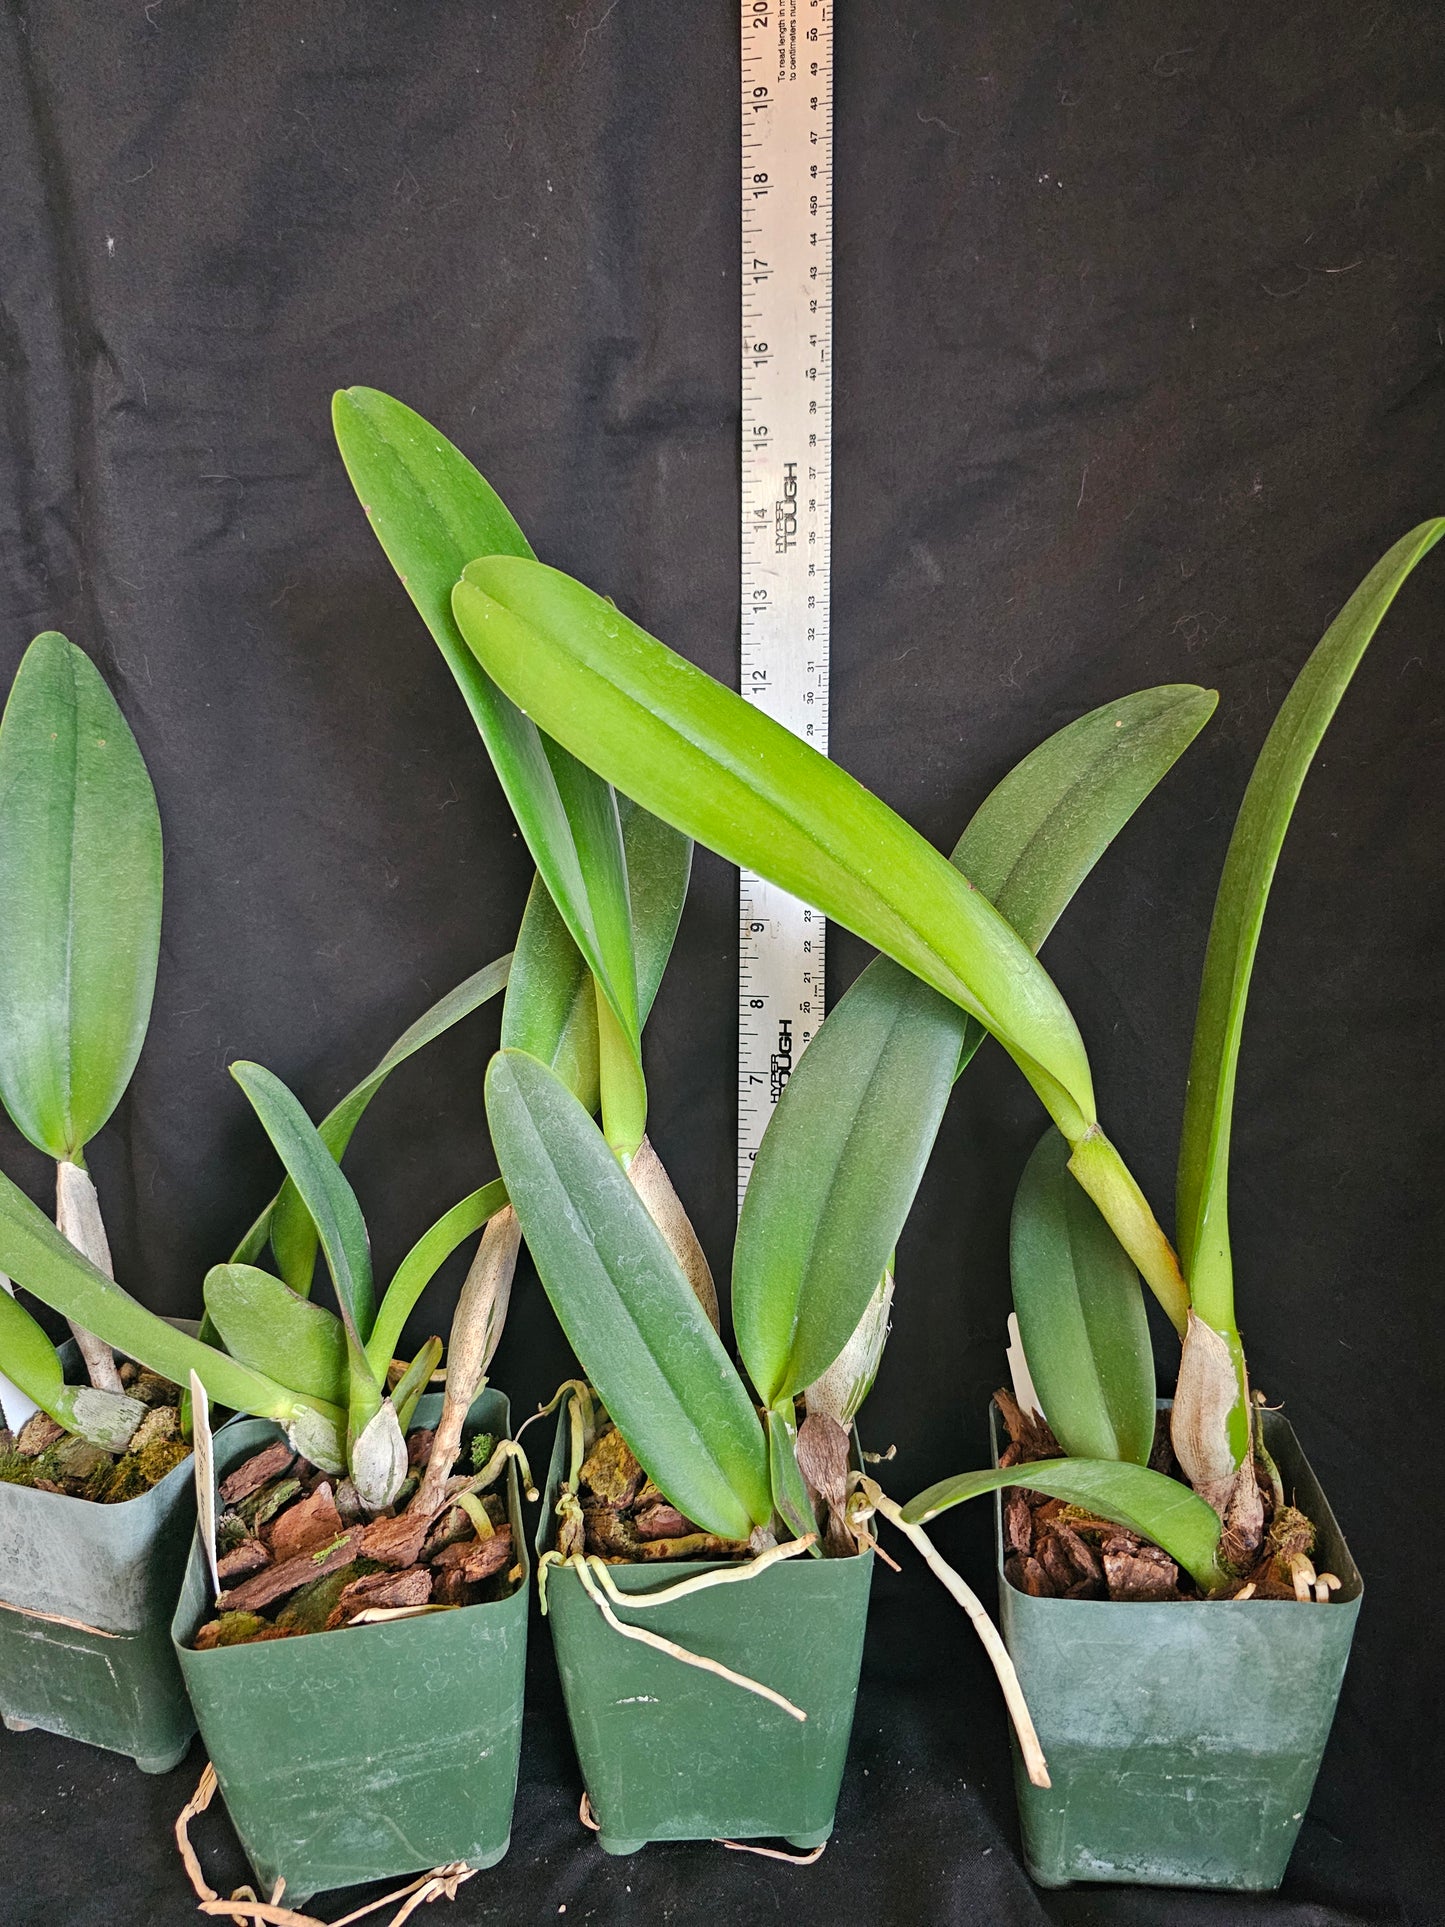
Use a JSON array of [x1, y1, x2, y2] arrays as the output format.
[[190, 1371, 220, 1600], [1006, 1313, 1046, 1423]]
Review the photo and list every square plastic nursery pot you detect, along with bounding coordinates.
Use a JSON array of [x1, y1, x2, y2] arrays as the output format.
[[991, 1400, 1362, 1892], [537, 1405, 873, 1856], [172, 1388, 527, 1907], [0, 1339, 197, 1773]]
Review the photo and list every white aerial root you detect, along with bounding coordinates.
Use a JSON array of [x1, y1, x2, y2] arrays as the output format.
[[175, 1763, 475, 1926], [852, 1476, 1051, 1789], [1288, 1553, 1317, 1602], [581, 1789, 826, 1864], [513, 1379, 593, 1458], [582, 1534, 815, 1611], [465, 1436, 536, 1504], [570, 1553, 808, 1722], [717, 1838, 827, 1864]]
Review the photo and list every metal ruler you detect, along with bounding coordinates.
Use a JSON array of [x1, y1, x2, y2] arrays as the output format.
[[737, 0, 834, 1209]]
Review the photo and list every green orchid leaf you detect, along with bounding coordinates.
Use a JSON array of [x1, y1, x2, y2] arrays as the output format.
[[766, 1402, 823, 1553], [485, 1048, 770, 1540], [0, 633, 162, 1160], [902, 1456, 1230, 1594], [500, 796, 692, 1113], [230, 1062, 375, 1346], [733, 685, 1216, 1408], [735, 963, 961, 1406], [246, 953, 511, 1289], [0, 1285, 144, 1449], [0, 1164, 339, 1432], [500, 875, 600, 1103], [0, 1285, 65, 1417], [365, 1179, 509, 1379], [202, 1264, 348, 1409], [332, 387, 643, 1089], [949, 681, 1219, 1078], [1010, 1129, 1155, 1464], [392, 1334, 443, 1434], [623, 801, 695, 1027], [1178, 520, 1445, 1350], [452, 557, 1096, 1139]]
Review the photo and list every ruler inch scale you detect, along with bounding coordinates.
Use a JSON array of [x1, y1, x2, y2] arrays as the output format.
[[737, 0, 834, 1212]]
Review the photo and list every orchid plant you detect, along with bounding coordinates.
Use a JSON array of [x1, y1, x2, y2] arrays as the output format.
[[0, 634, 517, 1493], [484, 683, 1215, 1561], [0, 952, 515, 1508], [0, 631, 165, 1450], [438, 513, 1443, 1605], [902, 520, 1445, 1588], [321, 394, 1225, 1575], [0, 391, 706, 1529]]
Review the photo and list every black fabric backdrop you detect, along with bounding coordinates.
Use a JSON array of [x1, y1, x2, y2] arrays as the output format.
[[2, 4, 1444, 1922]]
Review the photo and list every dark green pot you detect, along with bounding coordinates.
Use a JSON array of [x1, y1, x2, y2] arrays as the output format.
[[0, 1341, 197, 1773], [994, 1402, 1362, 1891], [172, 1389, 528, 1907], [537, 1406, 872, 1856]]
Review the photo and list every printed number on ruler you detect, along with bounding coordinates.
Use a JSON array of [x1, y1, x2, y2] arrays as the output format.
[[738, 0, 833, 1209]]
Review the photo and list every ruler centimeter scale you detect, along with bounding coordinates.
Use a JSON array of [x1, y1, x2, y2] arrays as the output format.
[[737, 0, 834, 1210]]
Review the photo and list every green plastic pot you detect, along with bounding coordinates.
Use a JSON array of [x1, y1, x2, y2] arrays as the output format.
[[536, 1404, 873, 1856], [0, 1340, 197, 1773], [993, 1400, 1362, 1891], [172, 1388, 528, 1907]]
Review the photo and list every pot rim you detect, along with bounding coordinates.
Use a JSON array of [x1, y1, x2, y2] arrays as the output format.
[[173, 1389, 528, 1663]]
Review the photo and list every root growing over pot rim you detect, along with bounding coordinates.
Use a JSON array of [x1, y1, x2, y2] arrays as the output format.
[[851, 1474, 1051, 1789]]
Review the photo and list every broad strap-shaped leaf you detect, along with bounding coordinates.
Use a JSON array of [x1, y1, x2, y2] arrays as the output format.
[[250, 953, 511, 1288], [203, 1264, 348, 1408], [332, 387, 643, 1087], [500, 874, 601, 1103], [949, 681, 1219, 1078], [365, 1179, 509, 1378], [452, 558, 1097, 1140], [0, 1277, 42, 1431], [735, 964, 961, 1406], [902, 1457, 1230, 1594], [735, 686, 1216, 1408], [501, 798, 692, 1112], [0, 633, 162, 1159], [0, 1282, 144, 1449], [230, 1062, 376, 1345], [0, 1164, 337, 1429], [0, 1281, 70, 1417], [623, 801, 695, 1028], [1177, 520, 1445, 1339], [1010, 1129, 1155, 1464], [485, 1048, 770, 1540]]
